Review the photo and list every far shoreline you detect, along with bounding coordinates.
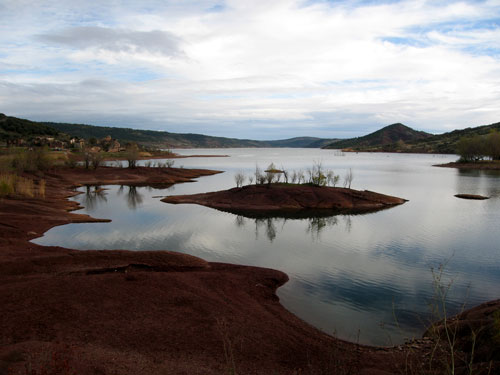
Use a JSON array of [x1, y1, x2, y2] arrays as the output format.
[[434, 161, 500, 170]]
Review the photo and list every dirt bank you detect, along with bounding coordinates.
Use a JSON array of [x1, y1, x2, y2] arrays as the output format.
[[1, 166, 498, 375], [162, 184, 407, 215]]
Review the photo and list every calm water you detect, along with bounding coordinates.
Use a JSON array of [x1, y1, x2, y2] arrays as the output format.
[[33, 149, 500, 345]]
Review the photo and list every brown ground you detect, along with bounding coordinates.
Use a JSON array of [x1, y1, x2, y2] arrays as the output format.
[[1, 166, 498, 375], [162, 184, 407, 214]]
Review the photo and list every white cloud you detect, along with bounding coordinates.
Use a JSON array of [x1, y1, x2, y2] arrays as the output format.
[[1, 0, 500, 138]]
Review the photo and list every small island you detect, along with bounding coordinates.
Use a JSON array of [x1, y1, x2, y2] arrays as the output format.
[[455, 194, 490, 200], [162, 184, 407, 214]]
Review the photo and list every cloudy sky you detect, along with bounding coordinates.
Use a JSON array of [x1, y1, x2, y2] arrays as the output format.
[[1, 0, 500, 139]]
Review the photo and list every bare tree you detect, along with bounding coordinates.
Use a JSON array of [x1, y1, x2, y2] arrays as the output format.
[[332, 174, 340, 187], [297, 169, 305, 184], [255, 164, 266, 184], [234, 171, 246, 188], [90, 151, 103, 170], [281, 165, 289, 184], [309, 160, 326, 186], [265, 163, 284, 185], [343, 168, 354, 189], [125, 143, 140, 168], [326, 170, 334, 186], [83, 149, 92, 169]]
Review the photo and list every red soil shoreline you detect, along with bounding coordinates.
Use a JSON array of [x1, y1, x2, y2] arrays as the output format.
[[1, 166, 498, 374]]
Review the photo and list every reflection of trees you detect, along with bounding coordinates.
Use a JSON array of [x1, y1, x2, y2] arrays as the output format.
[[117, 185, 144, 209], [81, 185, 107, 211], [245, 215, 349, 242], [254, 217, 280, 242], [307, 216, 338, 240], [344, 215, 352, 233], [126, 186, 143, 209], [235, 215, 246, 227]]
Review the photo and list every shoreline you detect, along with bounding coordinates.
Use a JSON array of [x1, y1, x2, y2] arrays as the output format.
[[1, 166, 498, 374], [434, 161, 500, 170]]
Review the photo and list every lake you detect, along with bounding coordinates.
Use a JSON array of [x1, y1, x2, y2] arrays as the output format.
[[33, 149, 500, 346]]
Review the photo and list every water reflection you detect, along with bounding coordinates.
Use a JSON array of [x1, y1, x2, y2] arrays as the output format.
[[32, 151, 500, 346], [456, 169, 500, 198], [81, 185, 107, 211], [126, 186, 143, 210], [234, 212, 355, 242]]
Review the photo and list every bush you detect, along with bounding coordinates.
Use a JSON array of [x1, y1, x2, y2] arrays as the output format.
[[64, 152, 80, 168], [90, 152, 103, 169], [11, 147, 53, 172], [125, 144, 140, 168], [457, 131, 500, 162]]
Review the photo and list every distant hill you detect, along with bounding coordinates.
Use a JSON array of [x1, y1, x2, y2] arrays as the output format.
[[403, 121, 500, 154], [323, 123, 432, 150], [266, 137, 335, 148], [45, 121, 335, 148], [0, 114, 335, 148], [0, 113, 59, 142], [322, 121, 500, 154]]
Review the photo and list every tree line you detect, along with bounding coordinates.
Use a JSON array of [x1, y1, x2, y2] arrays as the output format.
[[234, 161, 354, 189], [457, 131, 500, 162]]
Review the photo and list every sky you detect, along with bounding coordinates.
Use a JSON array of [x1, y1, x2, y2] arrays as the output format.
[[1, 0, 500, 140]]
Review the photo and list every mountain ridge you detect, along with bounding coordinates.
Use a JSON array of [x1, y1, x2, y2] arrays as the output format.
[[0, 114, 336, 148]]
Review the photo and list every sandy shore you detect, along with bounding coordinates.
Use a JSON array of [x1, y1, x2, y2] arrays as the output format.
[[0, 166, 498, 374]]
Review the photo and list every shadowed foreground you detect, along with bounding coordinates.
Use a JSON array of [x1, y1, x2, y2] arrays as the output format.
[[0, 167, 498, 374]]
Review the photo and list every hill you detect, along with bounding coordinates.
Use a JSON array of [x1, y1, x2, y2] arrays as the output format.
[[323, 121, 500, 154], [404, 121, 500, 154], [0, 113, 59, 143], [42, 119, 335, 148], [323, 123, 432, 151]]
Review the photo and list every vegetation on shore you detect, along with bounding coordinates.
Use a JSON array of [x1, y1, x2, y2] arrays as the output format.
[[234, 161, 349, 189], [456, 131, 500, 162]]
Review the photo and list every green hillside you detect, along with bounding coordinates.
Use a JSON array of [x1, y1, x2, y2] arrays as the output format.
[[43, 120, 334, 148], [323, 123, 432, 151], [0, 114, 336, 148], [323, 121, 500, 154], [404, 122, 500, 154], [0, 113, 59, 142]]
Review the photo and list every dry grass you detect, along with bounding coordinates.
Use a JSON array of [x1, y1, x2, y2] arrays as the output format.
[[0, 173, 46, 198]]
